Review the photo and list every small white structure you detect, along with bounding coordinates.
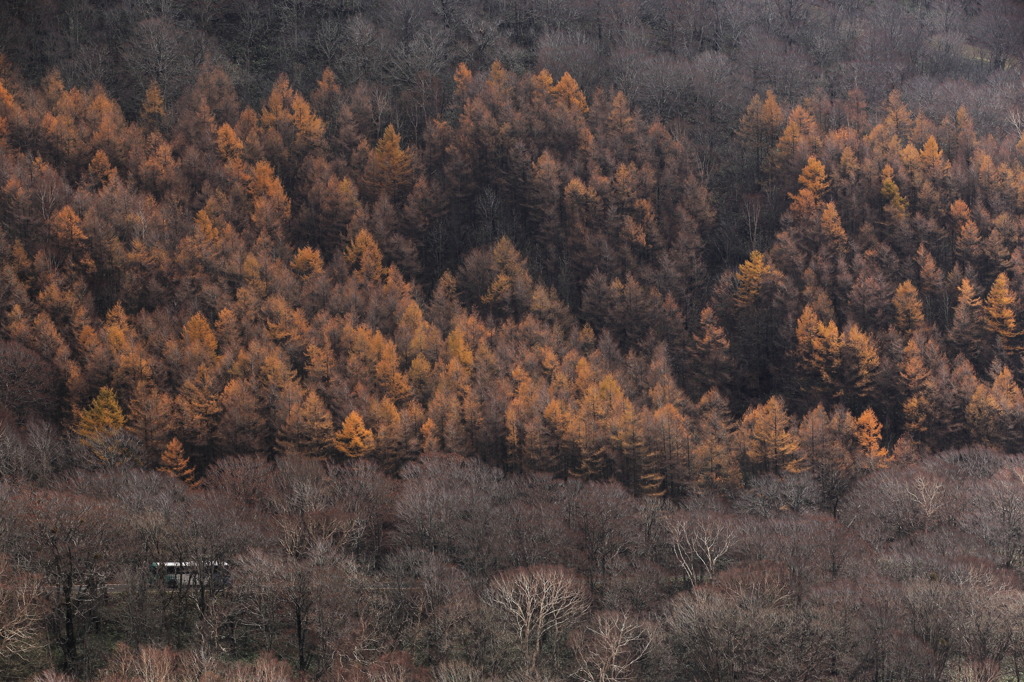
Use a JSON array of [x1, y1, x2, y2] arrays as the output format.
[[149, 561, 229, 589]]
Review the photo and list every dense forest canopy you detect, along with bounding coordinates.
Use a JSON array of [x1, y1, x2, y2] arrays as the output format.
[[4, 0, 1024, 680]]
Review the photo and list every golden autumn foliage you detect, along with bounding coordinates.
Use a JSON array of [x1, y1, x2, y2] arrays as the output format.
[[984, 272, 1020, 348], [880, 164, 909, 224], [277, 391, 335, 459], [950, 277, 984, 360], [345, 229, 385, 281], [141, 81, 165, 131], [290, 246, 324, 279], [363, 124, 413, 199], [75, 386, 126, 440], [737, 90, 784, 165], [183, 313, 218, 356], [335, 411, 375, 459], [217, 123, 244, 161], [893, 281, 925, 333], [47, 205, 88, 251], [741, 396, 799, 474], [158, 437, 198, 486], [734, 251, 772, 308], [3, 56, 1024, 500], [788, 155, 830, 211], [855, 408, 891, 470], [249, 160, 291, 234]]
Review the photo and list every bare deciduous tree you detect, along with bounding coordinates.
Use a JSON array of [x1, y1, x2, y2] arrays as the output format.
[[664, 510, 739, 585], [124, 18, 207, 104], [433, 659, 491, 682], [232, 543, 360, 673], [487, 565, 590, 671], [570, 611, 651, 682], [7, 489, 123, 670], [0, 554, 44, 666]]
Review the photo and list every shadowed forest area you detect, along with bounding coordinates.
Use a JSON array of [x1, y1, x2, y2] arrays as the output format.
[[4, 0, 1024, 680]]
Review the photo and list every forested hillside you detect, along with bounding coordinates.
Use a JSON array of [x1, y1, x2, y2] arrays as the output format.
[[3, 49, 1024, 488], [4, 0, 1024, 679]]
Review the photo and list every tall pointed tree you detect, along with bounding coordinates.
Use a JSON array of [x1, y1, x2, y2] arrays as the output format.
[[855, 408, 891, 470], [737, 90, 784, 169], [739, 396, 798, 475], [949, 278, 985, 364], [75, 386, 125, 441], [277, 390, 335, 459], [363, 124, 413, 200], [158, 437, 198, 486], [984, 272, 1020, 351], [335, 411, 375, 459], [893, 281, 926, 333]]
